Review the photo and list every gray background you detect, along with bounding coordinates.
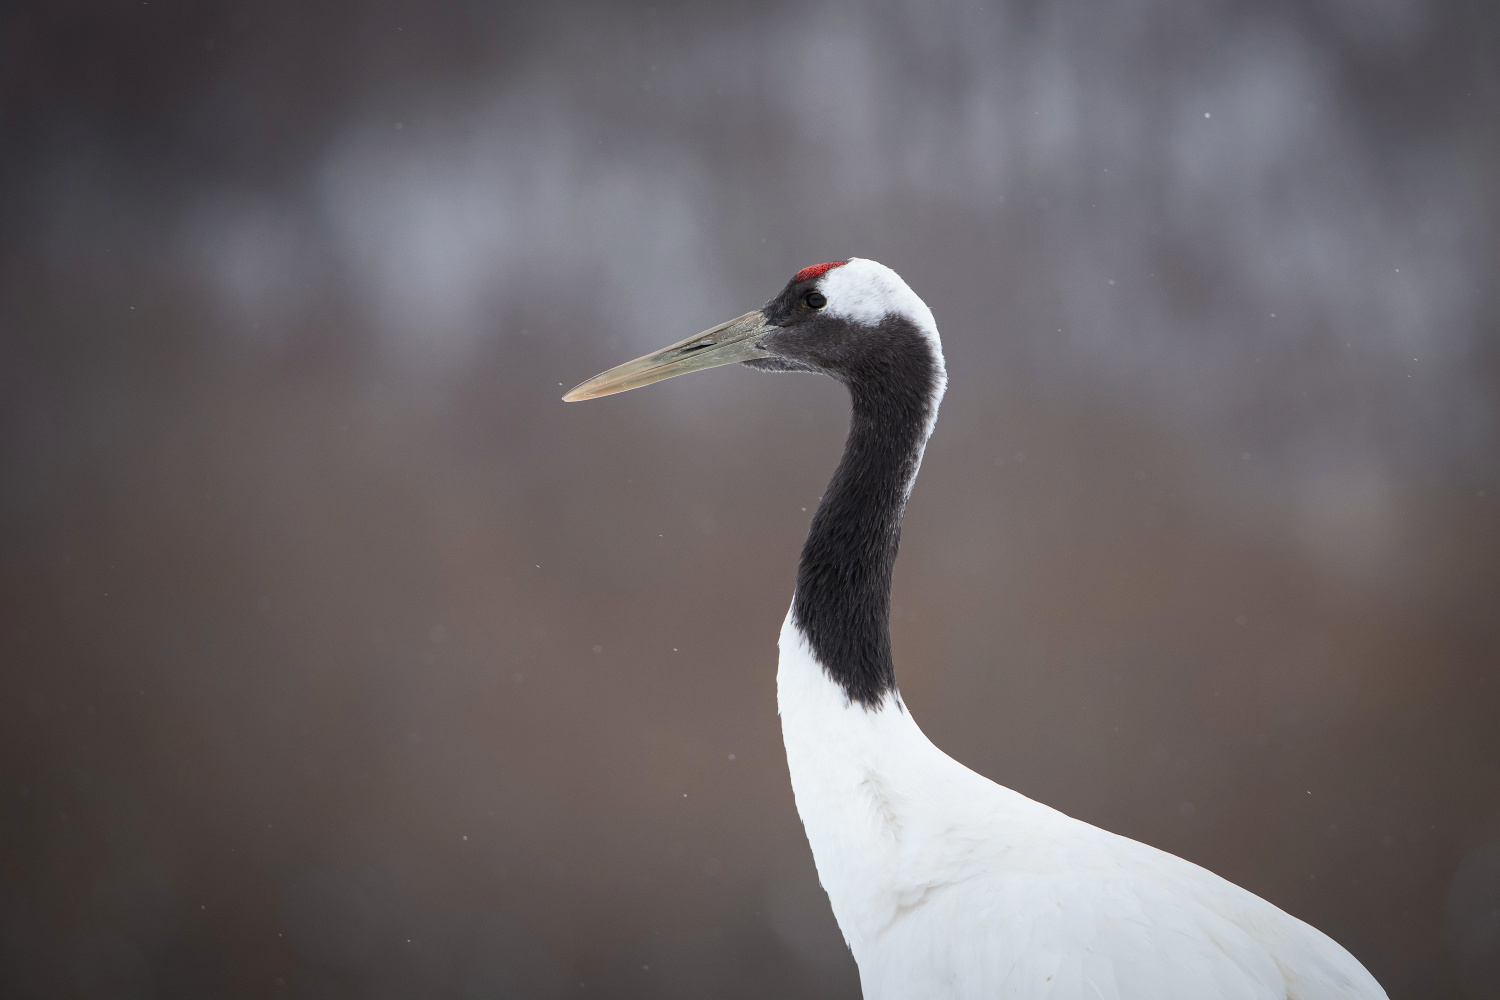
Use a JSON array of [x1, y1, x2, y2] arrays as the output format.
[[2, 1, 1498, 997]]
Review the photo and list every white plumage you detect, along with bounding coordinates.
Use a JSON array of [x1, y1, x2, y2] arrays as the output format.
[[779, 617, 1385, 999]]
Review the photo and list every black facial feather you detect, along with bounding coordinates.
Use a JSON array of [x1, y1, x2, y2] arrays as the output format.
[[762, 273, 832, 325], [742, 279, 942, 709]]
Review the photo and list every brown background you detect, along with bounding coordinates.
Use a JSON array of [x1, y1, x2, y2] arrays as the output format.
[[2, 1, 1498, 997]]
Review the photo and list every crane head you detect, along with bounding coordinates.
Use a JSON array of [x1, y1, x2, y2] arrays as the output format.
[[561, 258, 942, 402]]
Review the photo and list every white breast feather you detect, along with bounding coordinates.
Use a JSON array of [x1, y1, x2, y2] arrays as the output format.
[[776, 611, 1387, 1000]]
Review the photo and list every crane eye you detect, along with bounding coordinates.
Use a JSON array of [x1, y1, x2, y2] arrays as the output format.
[[805, 291, 827, 309]]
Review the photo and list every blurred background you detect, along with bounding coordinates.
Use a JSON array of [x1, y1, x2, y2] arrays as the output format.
[[2, 1, 1498, 997]]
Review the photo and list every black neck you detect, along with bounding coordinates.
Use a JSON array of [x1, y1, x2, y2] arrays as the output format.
[[792, 323, 941, 708]]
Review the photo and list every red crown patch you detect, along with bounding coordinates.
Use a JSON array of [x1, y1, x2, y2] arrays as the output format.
[[793, 260, 848, 284]]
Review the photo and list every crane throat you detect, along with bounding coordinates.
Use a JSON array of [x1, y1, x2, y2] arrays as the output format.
[[791, 317, 945, 709]]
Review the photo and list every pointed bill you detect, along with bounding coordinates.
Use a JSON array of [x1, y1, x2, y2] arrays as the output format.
[[562, 310, 776, 401]]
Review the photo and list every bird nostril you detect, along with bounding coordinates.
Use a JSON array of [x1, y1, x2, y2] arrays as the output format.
[[680, 340, 715, 353]]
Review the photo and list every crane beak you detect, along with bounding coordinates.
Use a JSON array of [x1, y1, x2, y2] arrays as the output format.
[[562, 310, 776, 401]]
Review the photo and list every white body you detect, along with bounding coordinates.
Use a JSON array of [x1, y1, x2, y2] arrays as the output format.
[[777, 616, 1387, 999]]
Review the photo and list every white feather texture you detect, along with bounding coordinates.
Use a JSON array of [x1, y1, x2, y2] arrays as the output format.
[[776, 614, 1387, 999], [819, 258, 941, 346], [816, 257, 949, 449]]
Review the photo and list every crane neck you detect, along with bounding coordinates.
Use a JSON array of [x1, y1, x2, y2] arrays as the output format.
[[792, 319, 945, 709]]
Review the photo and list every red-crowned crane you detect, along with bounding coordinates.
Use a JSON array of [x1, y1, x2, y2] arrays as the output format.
[[564, 258, 1386, 1000]]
